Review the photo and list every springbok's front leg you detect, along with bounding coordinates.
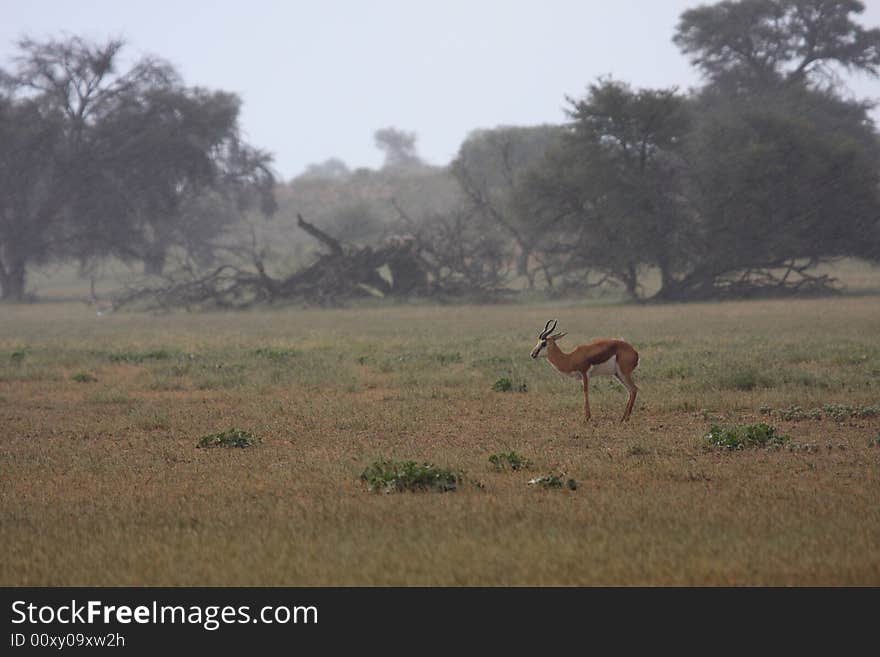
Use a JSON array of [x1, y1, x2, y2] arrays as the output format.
[[581, 372, 592, 422]]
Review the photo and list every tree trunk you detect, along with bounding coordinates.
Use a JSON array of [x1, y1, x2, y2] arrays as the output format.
[[516, 246, 535, 289], [652, 266, 714, 302], [656, 260, 677, 299], [622, 263, 639, 299], [0, 258, 27, 302], [143, 251, 166, 277]]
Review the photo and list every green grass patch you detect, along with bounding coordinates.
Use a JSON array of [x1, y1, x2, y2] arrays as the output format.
[[108, 349, 177, 363], [488, 451, 532, 472], [761, 403, 880, 421], [196, 428, 261, 449], [492, 377, 528, 393], [253, 347, 300, 360], [71, 372, 98, 383], [822, 404, 880, 421], [704, 423, 790, 449], [360, 458, 463, 493], [760, 405, 823, 421], [429, 352, 463, 365]]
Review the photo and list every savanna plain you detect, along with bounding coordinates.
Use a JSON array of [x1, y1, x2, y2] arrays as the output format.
[[2, 274, 879, 585]]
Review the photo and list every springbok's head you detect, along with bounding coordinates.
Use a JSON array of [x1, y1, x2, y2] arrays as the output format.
[[530, 319, 567, 359]]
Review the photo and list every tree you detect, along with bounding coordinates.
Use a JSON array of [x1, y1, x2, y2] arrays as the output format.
[[71, 81, 274, 276], [0, 36, 275, 300], [0, 89, 66, 300], [451, 125, 565, 288], [674, 0, 880, 86], [663, 0, 880, 299], [374, 127, 423, 169], [0, 37, 171, 299], [659, 82, 880, 299], [523, 80, 691, 297], [299, 158, 351, 181]]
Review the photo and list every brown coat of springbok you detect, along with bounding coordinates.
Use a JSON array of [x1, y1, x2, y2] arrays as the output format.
[[530, 319, 640, 422]]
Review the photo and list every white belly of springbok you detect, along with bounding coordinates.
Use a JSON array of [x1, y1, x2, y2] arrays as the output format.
[[586, 355, 617, 377]]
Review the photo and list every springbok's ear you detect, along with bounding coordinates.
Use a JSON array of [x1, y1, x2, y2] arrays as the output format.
[[549, 332, 567, 341]]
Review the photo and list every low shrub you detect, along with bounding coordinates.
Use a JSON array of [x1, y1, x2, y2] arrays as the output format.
[[253, 347, 299, 360], [704, 423, 789, 449], [197, 428, 261, 449], [108, 349, 176, 364], [492, 377, 527, 393], [761, 404, 879, 422], [360, 458, 463, 493], [488, 451, 532, 472], [822, 404, 880, 421], [528, 474, 578, 490]]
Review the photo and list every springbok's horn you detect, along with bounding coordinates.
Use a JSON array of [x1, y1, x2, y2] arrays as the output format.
[[540, 319, 557, 339]]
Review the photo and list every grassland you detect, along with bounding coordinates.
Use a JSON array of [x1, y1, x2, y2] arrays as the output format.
[[1, 292, 879, 585]]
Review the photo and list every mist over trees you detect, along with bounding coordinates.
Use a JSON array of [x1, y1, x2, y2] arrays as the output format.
[[2, 0, 879, 306]]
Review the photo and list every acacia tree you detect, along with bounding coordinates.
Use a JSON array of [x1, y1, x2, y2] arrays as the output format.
[[374, 127, 423, 170], [660, 0, 880, 298], [523, 80, 691, 298], [81, 88, 275, 274], [0, 36, 275, 300], [0, 88, 66, 300], [674, 0, 880, 86], [657, 84, 879, 300], [451, 125, 565, 288]]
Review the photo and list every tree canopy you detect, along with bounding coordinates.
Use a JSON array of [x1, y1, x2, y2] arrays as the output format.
[[674, 0, 880, 85], [0, 36, 275, 300]]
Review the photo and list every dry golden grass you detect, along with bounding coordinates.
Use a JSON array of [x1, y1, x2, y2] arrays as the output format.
[[1, 294, 879, 585]]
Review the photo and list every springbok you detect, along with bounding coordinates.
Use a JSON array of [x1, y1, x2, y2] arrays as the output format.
[[530, 319, 639, 422]]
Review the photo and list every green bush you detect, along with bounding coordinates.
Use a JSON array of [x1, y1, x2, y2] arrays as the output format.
[[71, 372, 98, 383], [488, 451, 532, 472], [770, 405, 822, 421], [822, 404, 880, 421], [528, 474, 578, 490], [197, 428, 261, 449], [704, 423, 789, 449], [761, 404, 879, 421], [492, 377, 527, 393], [253, 347, 300, 360], [360, 458, 463, 493], [108, 349, 176, 363]]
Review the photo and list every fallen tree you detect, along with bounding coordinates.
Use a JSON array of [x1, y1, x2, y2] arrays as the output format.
[[114, 212, 506, 310]]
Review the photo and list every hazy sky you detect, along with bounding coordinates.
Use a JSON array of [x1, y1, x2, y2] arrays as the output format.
[[3, 0, 879, 180]]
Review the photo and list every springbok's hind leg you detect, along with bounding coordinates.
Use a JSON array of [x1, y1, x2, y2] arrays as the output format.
[[615, 370, 638, 422], [581, 373, 592, 422]]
